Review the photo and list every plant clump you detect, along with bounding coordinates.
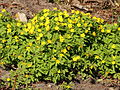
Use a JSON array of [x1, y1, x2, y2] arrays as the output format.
[[0, 8, 120, 89]]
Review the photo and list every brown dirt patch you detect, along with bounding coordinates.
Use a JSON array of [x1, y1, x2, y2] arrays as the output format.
[[0, 0, 120, 90]]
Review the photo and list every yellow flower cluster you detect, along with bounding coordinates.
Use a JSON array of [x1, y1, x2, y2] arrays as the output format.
[[73, 56, 80, 61], [59, 35, 64, 42]]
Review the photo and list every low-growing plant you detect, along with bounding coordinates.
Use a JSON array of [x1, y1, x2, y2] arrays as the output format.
[[0, 8, 120, 89]]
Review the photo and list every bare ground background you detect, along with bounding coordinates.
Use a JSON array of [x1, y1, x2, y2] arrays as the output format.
[[0, 0, 120, 90]]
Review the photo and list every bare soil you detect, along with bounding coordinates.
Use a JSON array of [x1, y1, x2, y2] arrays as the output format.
[[0, 0, 120, 90]]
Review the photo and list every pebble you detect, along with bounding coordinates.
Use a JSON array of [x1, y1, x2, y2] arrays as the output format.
[[16, 12, 27, 22]]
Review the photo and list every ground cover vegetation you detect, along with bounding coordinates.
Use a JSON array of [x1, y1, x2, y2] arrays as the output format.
[[0, 8, 120, 89]]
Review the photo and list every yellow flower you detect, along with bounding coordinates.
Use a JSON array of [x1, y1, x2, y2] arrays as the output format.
[[18, 55, 22, 59], [99, 25, 103, 29], [0, 45, 3, 48], [32, 16, 37, 21], [67, 46, 71, 50], [43, 9, 49, 13], [24, 28, 29, 32], [82, 20, 85, 22], [54, 26, 59, 30], [7, 24, 11, 28], [59, 35, 64, 42], [39, 33, 43, 37], [0, 13, 2, 17], [59, 16, 63, 22], [29, 29, 34, 34], [75, 10, 79, 14], [72, 20, 77, 24], [27, 23, 32, 29], [68, 18, 72, 23], [85, 30, 89, 33], [81, 12, 84, 15], [95, 55, 99, 59], [53, 7, 57, 10], [43, 13, 49, 17], [92, 32, 96, 36], [36, 37, 41, 40], [59, 53, 64, 57], [45, 20, 50, 26], [7, 28, 12, 33], [41, 41, 46, 45], [47, 40, 52, 44], [71, 10, 75, 13], [61, 49, 67, 54], [46, 17, 49, 20], [36, 46, 39, 48], [73, 19, 77, 23], [2, 40, 6, 43], [35, 25, 39, 29], [21, 62, 26, 65], [114, 23, 118, 26], [70, 29, 74, 32], [14, 36, 18, 39], [58, 12, 63, 16], [56, 22, 60, 25], [7, 78, 10, 81], [73, 56, 80, 61], [0, 62, 4, 64], [17, 23, 21, 26], [45, 25, 50, 31], [101, 29, 104, 32], [83, 23, 88, 27], [66, 85, 71, 88], [27, 63, 32, 67], [58, 70, 61, 73], [32, 22, 35, 25], [101, 60, 105, 63], [20, 32, 24, 35], [54, 17, 59, 21], [112, 56, 116, 60], [54, 13, 57, 16], [40, 16, 44, 20], [118, 27, 120, 31], [26, 47, 30, 51], [25, 75, 29, 78], [77, 23, 81, 27], [37, 29, 41, 32], [89, 24, 93, 27], [24, 24, 27, 27], [92, 16, 97, 20], [85, 13, 91, 16], [16, 39, 19, 42], [28, 42, 32, 46], [65, 34, 71, 39], [40, 23, 44, 26], [111, 44, 116, 48], [97, 18, 101, 23], [53, 49, 57, 53], [2, 9, 6, 12], [56, 60, 60, 64], [80, 33, 85, 38], [71, 15, 75, 18], [68, 24, 72, 28], [112, 61, 115, 65], [106, 30, 111, 33], [100, 19, 104, 23], [52, 57, 56, 60], [64, 13, 69, 17], [63, 10, 67, 14]]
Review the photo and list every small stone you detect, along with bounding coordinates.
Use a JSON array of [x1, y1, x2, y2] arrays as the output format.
[[16, 12, 27, 22], [48, 84, 52, 87], [109, 87, 114, 90]]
